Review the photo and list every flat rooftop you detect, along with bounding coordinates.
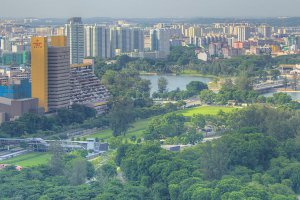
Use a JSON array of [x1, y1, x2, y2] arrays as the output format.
[[0, 97, 36, 105]]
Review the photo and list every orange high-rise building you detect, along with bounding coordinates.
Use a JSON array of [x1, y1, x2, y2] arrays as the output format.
[[31, 37, 48, 111], [31, 36, 70, 112]]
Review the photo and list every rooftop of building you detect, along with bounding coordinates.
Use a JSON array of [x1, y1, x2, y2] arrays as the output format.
[[0, 97, 36, 105]]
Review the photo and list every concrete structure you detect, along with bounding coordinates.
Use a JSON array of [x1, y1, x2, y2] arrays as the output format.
[[70, 61, 110, 114], [65, 17, 84, 64], [197, 52, 208, 61], [0, 97, 39, 120]]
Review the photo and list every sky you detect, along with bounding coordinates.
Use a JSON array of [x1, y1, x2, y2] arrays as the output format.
[[1, 0, 300, 18]]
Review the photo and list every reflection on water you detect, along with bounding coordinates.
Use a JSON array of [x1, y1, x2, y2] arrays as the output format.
[[141, 75, 213, 94]]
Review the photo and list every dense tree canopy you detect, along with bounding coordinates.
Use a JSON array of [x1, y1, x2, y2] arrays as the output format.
[[0, 104, 97, 138]]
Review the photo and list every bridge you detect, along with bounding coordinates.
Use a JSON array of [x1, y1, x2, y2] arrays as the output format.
[[0, 138, 83, 152], [253, 80, 289, 93], [0, 137, 108, 155]]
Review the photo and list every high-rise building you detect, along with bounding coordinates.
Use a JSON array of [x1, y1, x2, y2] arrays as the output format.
[[150, 29, 170, 58], [237, 26, 251, 42], [258, 25, 272, 38], [48, 37, 70, 111], [31, 36, 70, 112], [84, 25, 93, 58], [65, 17, 84, 64], [31, 37, 48, 111], [132, 28, 144, 52], [110, 27, 144, 57], [150, 29, 159, 51], [0, 37, 9, 51], [84, 25, 111, 58], [227, 37, 236, 47], [186, 26, 201, 38], [54, 27, 65, 36]]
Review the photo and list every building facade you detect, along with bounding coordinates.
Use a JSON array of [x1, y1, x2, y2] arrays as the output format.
[[31, 36, 70, 112], [150, 29, 171, 58], [47, 46, 71, 111], [84, 25, 111, 59], [237, 26, 251, 42], [65, 17, 84, 64]]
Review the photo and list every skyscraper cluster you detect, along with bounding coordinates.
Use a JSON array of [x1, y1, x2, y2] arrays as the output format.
[[65, 17, 147, 64], [64, 17, 174, 64]]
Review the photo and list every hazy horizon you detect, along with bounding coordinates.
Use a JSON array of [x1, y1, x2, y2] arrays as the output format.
[[1, 0, 300, 19]]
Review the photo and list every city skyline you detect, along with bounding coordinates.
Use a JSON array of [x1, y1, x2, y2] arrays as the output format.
[[1, 0, 300, 18]]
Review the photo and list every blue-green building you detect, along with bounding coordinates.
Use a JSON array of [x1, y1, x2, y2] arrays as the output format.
[[0, 79, 31, 99], [0, 51, 31, 65]]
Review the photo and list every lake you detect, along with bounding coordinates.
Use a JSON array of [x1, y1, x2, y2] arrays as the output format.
[[141, 74, 300, 101], [141, 74, 213, 94]]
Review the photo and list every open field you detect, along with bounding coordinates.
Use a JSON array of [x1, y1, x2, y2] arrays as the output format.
[[178, 106, 238, 117], [81, 118, 153, 140], [83, 106, 238, 140], [0, 152, 51, 167]]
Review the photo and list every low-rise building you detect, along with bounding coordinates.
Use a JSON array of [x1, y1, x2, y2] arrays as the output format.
[[0, 97, 39, 121]]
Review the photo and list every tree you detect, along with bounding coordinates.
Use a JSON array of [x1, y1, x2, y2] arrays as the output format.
[[184, 127, 203, 145], [101, 69, 151, 101], [65, 158, 87, 186], [257, 70, 268, 81], [283, 76, 289, 89], [192, 114, 206, 129], [158, 77, 168, 93], [144, 113, 186, 139], [292, 73, 299, 90], [235, 75, 253, 91], [192, 188, 212, 200], [200, 140, 231, 180], [199, 90, 217, 104], [49, 142, 65, 176], [109, 97, 135, 137], [272, 93, 292, 105], [270, 69, 280, 80], [186, 81, 208, 95], [100, 164, 117, 178]]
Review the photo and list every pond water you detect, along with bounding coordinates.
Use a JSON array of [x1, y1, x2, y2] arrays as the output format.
[[141, 74, 213, 94], [141, 74, 300, 100]]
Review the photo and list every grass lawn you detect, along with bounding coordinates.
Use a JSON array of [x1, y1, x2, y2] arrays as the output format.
[[83, 106, 238, 140], [178, 106, 238, 117], [81, 118, 153, 141], [0, 152, 51, 167]]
